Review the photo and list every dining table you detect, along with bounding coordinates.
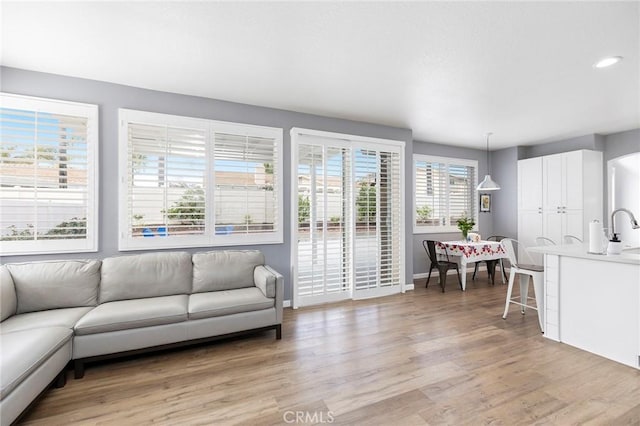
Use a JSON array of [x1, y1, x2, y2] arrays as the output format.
[[436, 240, 508, 291]]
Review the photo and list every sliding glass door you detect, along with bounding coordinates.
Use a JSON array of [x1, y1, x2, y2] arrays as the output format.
[[291, 129, 404, 308]]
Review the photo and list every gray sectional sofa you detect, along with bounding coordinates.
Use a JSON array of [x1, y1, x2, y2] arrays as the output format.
[[0, 250, 283, 425]]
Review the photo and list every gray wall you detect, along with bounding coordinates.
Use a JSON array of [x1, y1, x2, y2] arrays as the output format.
[[0, 67, 414, 300], [520, 134, 602, 159], [489, 146, 521, 240], [603, 128, 640, 163], [412, 140, 492, 275], [3, 66, 637, 283]]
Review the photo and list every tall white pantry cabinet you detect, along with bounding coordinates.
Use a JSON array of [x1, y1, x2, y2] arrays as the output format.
[[518, 150, 603, 248]]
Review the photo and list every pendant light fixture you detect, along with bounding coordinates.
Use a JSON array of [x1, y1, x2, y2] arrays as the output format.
[[476, 132, 500, 191]]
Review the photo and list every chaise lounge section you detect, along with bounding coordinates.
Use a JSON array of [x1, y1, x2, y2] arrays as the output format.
[[0, 249, 283, 425]]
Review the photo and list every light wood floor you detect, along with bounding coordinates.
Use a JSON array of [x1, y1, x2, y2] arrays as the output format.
[[20, 272, 640, 425]]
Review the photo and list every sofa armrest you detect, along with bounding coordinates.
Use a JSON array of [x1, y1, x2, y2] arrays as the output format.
[[254, 265, 276, 298], [254, 265, 283, 324]]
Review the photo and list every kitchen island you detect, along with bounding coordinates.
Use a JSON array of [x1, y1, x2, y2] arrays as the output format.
[[529, 244, 640, 369]]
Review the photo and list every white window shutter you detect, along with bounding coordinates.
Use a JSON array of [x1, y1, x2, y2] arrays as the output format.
[[0, 93, 98, 255], [118, 109, 283, 250], [413, 154, 478, 233]]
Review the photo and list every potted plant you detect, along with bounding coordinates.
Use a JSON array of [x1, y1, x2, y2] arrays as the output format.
[[456, 216, 475, 241]]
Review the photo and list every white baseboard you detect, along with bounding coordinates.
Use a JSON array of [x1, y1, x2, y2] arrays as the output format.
[[285, 267, 511, 306], [286, 283, 417, 303]]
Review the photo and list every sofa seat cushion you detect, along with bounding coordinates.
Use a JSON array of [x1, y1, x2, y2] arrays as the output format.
[[74, 295, 188, 336], [188, 287, 274, 320], [0, 327, 72, 400], [0, 307, 93, 334]]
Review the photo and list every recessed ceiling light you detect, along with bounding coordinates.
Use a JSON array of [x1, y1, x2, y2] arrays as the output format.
[[593, 56, 623, 68]]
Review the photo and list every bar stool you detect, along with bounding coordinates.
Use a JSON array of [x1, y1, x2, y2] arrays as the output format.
[[563, 235, 582, 244], [535, 236, 556, 246], [500, 238, 544, 332]]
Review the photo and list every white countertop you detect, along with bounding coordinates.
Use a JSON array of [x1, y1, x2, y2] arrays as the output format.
[[528, 243, 640, 265]]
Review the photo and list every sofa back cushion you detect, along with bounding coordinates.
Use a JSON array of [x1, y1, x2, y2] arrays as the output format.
[[192, 250, 264, 293], [100, 251, 192, 303], [7, 260, 101, 314], [0, 265, 17, 321]]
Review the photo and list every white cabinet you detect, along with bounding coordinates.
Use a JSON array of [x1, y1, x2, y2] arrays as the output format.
[[543, 153, 565, 211], [519, 210, 544, 249], [518, 157, 543, 211], [536, 248, 640, 369], [518, 150, 602, 246], [543, 151, 584, 212], [542, 151, 590, 243], [564, 151, 585, 211], [517, 157, 544, 251], [556, 255, 640, 369]]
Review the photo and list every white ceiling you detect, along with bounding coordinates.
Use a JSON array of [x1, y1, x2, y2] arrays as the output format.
[[2, 1, 639, 150]]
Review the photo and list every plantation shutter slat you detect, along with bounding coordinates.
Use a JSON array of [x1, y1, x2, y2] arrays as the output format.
[[213, 132, 278, 236], [447, 164, 476, 224], [0, 94, 98, 255], [432, 162, 448, 227], [353, 148, 402, 294], [296, 142, 352, 305], [354, 148, 378, 291], [378, 150, 402, 289], [414, 155, 477, 231], [127, 122, 207, 239], [324, 146, 351, 294]]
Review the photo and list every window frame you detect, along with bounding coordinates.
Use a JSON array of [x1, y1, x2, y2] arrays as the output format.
[[413, 153, 478, 234], [118, 109, 283, 251], [0, 92, 99, 256]]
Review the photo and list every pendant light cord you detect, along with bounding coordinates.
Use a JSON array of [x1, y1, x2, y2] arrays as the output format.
[[486, 132, 492, 175]]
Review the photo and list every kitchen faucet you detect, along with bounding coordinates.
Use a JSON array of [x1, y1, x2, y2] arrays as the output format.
[[610, 208, 640, 241]]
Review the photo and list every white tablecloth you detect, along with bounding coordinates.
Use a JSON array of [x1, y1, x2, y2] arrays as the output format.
[[436, 240, 507, 290]]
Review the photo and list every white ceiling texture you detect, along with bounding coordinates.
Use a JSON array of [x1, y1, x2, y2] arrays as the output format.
[[1, 1, 638, 150]]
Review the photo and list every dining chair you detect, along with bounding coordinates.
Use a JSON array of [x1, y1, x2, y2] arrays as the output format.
[[500, 238, 544, 332], [563, 235, 582, 244], [535, 236, 556, 246], [422, 240, 462, 292], [472, 235, 507, 284]]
